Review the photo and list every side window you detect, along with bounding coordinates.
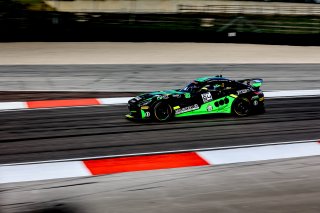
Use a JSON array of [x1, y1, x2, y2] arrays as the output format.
[[206, 82, 224, 91], [224, 81, 246, 90], [234, 82, 248, 90], [224, 82, 235, 90]]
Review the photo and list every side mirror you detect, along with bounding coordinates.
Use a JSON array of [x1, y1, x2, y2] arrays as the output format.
[[252, 80, 263, 89]]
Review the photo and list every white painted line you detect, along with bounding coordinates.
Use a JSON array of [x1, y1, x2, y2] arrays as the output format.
[[97, 97, 132, 105], [197, 142, 320, 165], [0, 102, 27, 110], [264, 90, 320, 98], [0, 161, 91, 184]]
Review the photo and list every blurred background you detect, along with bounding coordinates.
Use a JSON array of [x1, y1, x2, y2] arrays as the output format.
[[1, 1, 320, 213], [1, 0, 320, 44]]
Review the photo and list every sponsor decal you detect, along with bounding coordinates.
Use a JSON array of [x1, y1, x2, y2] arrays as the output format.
[[163, 95, 169, 99], [201, 92, 213, 103], [214, 98, 229, 107], [237, 89, 250, 95], [184, 93, 191, 99], [251, 95, 259, 100], [207, 105, 213, 112], [259, 97, 264, 101], [145, 112, 151, 117], [230, 94, 238, 98], [253, 100, 259, 106], [175, 104, 199, 115], [141, 106, 149, 110], [172, 94, 181, 98], [173, 106, 180, 110]]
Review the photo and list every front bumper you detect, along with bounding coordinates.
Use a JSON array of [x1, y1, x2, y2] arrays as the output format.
[[125, 113, 138, 120], [126, 103, 152, 120]]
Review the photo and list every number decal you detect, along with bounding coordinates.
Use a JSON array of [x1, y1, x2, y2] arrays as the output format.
[[201, 92, 213, 103]]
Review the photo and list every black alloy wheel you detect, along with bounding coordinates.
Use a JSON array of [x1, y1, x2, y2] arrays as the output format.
[[232, 98, 251, 116], [153, 102, 173, 121]]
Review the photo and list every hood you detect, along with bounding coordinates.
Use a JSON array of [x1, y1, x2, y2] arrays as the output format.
[[147, 90, 187, 97], [130, 90, 187, 104]]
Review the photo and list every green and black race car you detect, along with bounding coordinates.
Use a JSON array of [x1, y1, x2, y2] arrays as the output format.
[[126, 75, 265, 121]]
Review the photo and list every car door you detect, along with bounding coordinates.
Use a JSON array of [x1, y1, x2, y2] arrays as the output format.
[[205, 81, 226, 100]]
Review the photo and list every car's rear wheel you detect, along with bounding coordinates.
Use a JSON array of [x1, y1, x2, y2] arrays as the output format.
[[232, 98, 251, 116], [153, 102, 173, 121]]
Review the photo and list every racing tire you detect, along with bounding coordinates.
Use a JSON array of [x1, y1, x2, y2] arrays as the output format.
[[232, 98, 251, 117], [153, 101, 173, 122]]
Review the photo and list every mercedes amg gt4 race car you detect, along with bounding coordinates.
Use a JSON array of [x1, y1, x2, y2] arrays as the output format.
[[126, 75, 265, 121]]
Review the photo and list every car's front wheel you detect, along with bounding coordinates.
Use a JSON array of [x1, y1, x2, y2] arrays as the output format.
[[232, 98, 251, 116], [153, 102, 173, 121]]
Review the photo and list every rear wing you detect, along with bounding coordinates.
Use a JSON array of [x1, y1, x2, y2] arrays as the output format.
[[238, 78, 263, 89]]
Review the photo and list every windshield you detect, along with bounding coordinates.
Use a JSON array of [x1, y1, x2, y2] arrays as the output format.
[[180, 82, 202, 93]]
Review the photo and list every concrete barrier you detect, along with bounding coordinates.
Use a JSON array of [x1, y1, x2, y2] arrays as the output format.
[[45, 0, 320, 15]]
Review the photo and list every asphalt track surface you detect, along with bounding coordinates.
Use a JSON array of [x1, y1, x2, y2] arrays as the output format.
[[0, 64, 320, 92], [1, 62, 320, 213], [1, 96, 320, 164]]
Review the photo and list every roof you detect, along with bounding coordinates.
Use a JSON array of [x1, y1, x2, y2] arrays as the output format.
[[195, 76, 229, 83]]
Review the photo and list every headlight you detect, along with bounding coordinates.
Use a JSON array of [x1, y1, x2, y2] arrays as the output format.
[[135, 96, 142, 101]]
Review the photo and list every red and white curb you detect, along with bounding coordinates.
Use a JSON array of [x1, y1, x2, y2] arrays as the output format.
[[0, 90, 320, 111], [0, 97, 131, 111], [1, 139, 319, 184]]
